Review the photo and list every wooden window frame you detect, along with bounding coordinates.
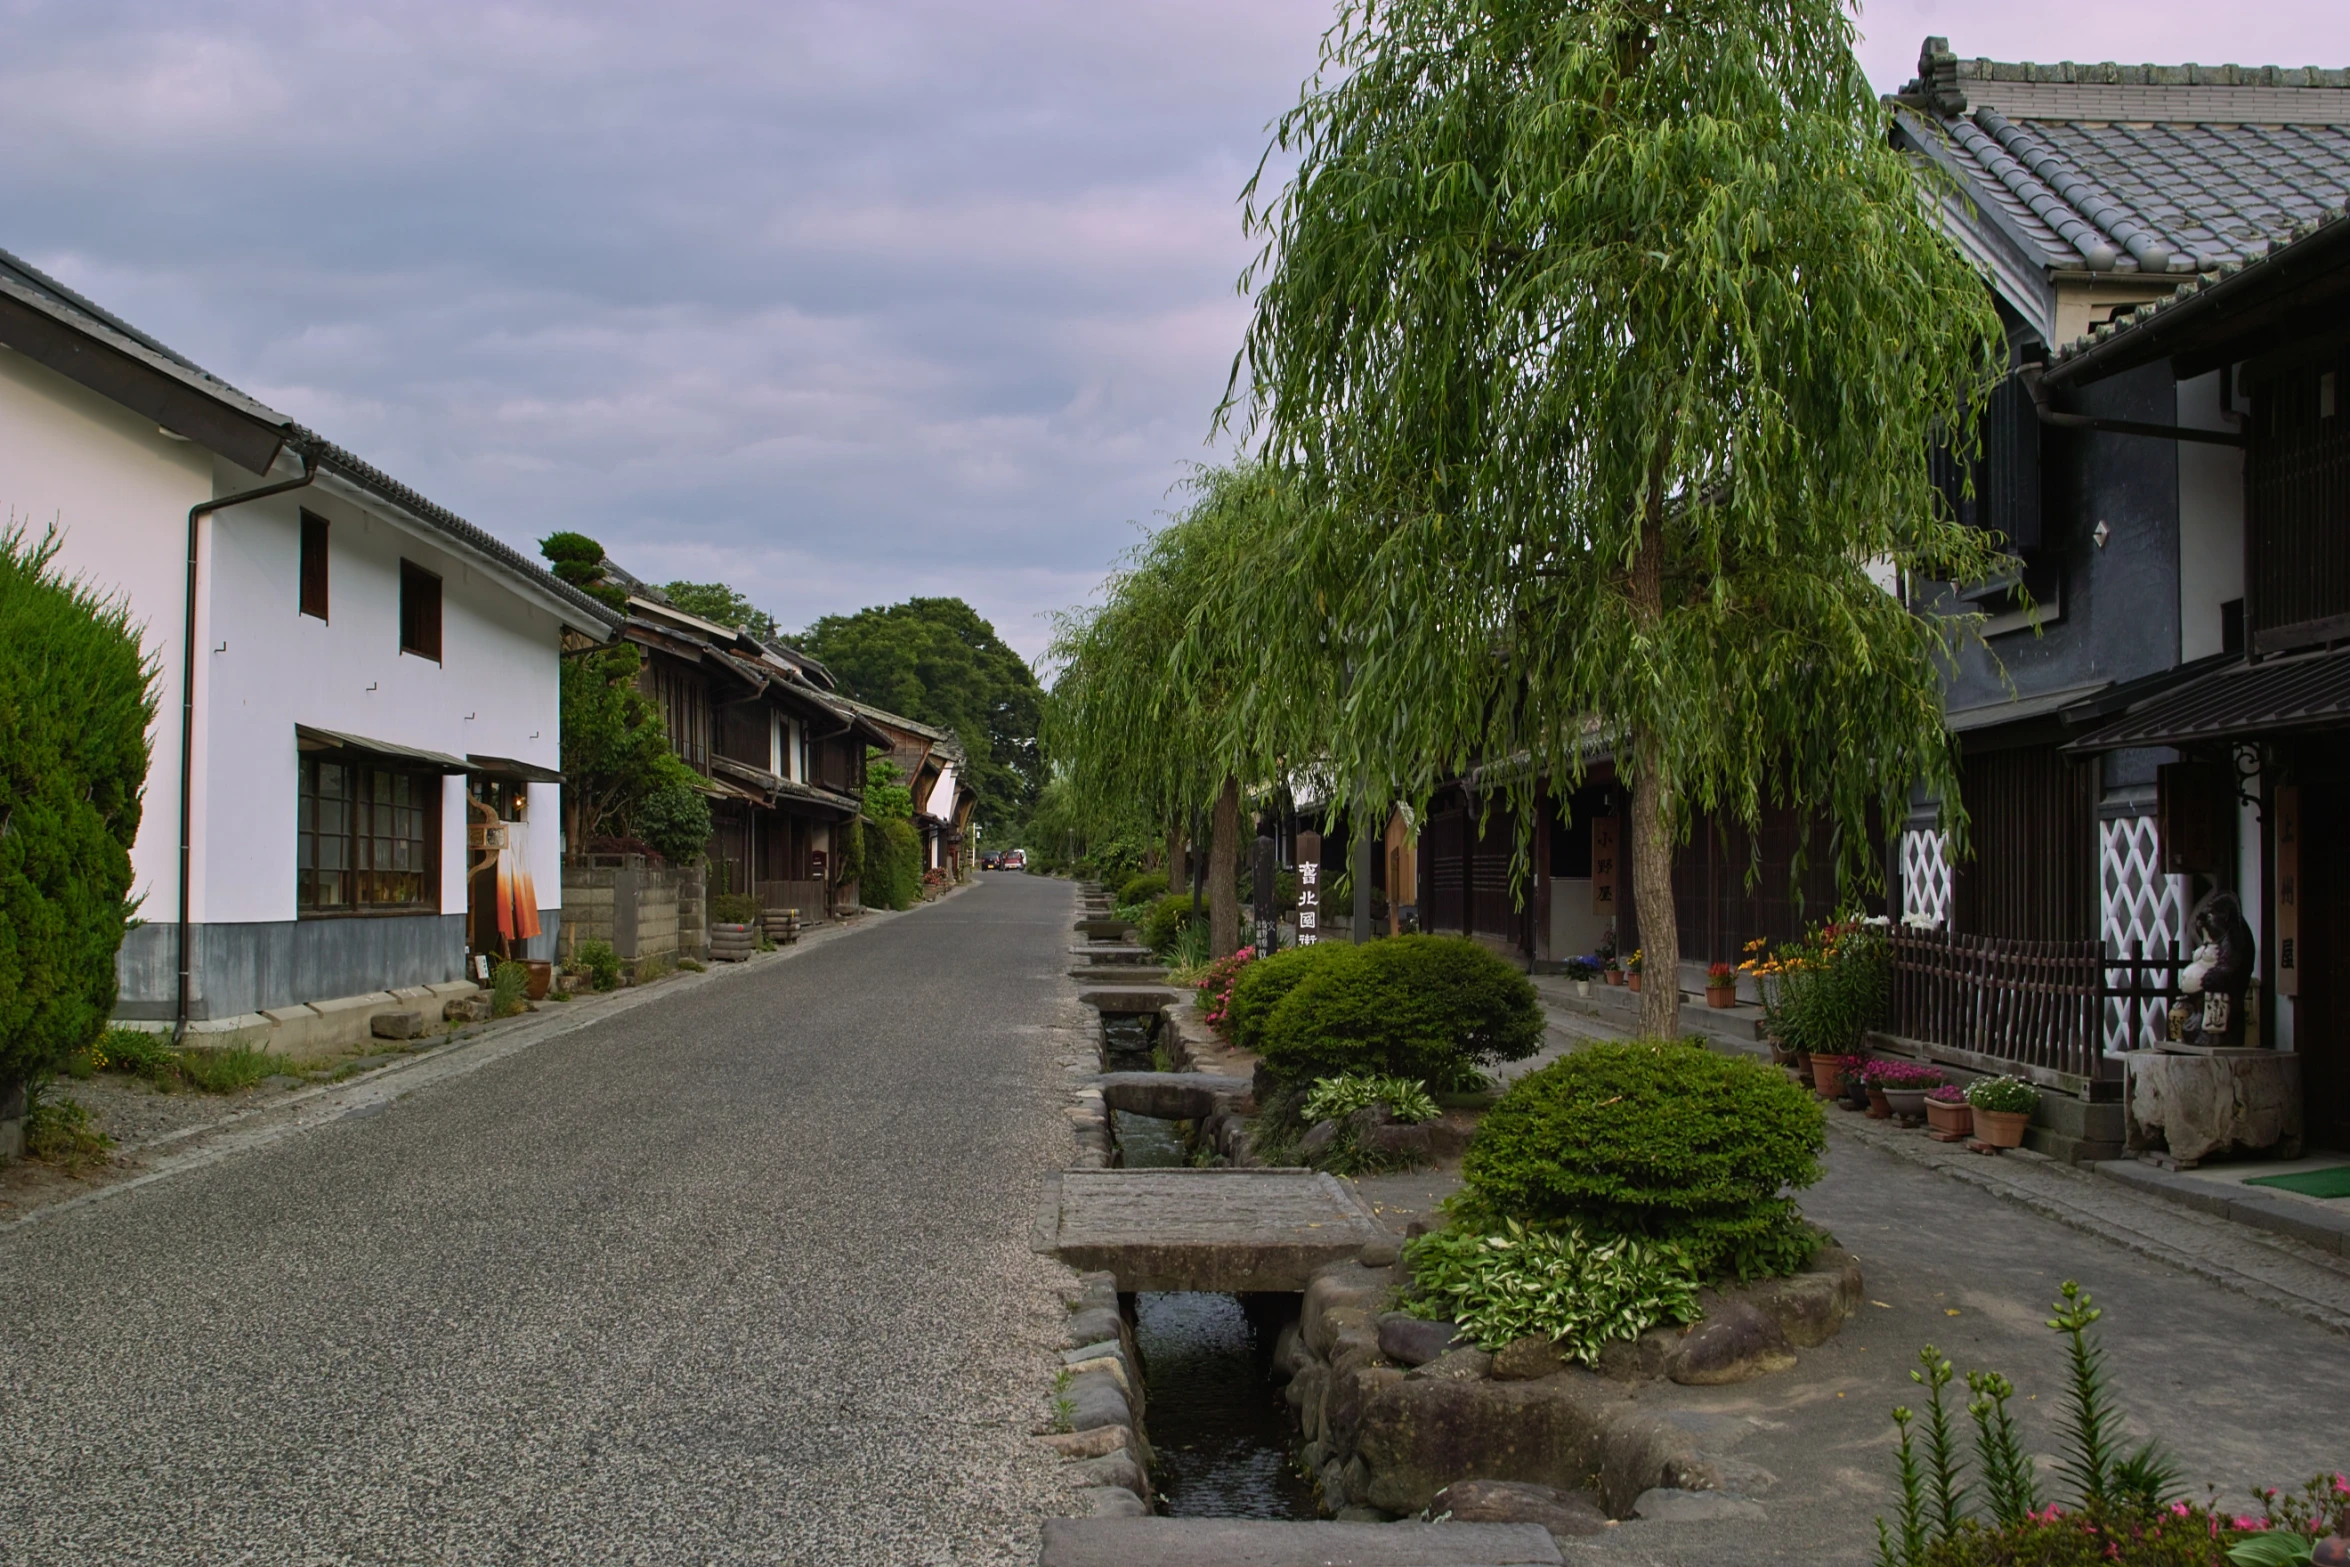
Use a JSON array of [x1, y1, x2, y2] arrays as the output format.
[[299, 510, 330, 622], [298, 752, 442, 916], [399, 560, 442, 662]]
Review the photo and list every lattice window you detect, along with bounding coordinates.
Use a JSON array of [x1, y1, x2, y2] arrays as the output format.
[[2101, 814, 2186, 1051], [1899, 828, 1952, 930]]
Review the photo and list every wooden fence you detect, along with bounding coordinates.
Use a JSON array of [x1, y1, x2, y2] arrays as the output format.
[[1887, 931, 2182, 1083]]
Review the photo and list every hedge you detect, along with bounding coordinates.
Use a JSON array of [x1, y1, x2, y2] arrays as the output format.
[[1223, 941, 1352, 1052], [1138, 891, 1204, 955], [1255, 935, 1543, 1088], [1460, 1039, 1826, 1279], [1, 526, 157, 1099], [861, 816, 923, 910]]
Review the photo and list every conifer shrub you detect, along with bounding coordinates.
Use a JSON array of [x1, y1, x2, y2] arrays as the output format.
[[1, 526, 157, 1106], [1255, 935, 1543, 1088], [1222, 941, 1352, 1052], [1460, 1038, 1826, 1280]]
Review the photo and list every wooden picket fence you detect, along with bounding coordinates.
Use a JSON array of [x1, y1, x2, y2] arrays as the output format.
[[1887, 931, 2180, 1084]]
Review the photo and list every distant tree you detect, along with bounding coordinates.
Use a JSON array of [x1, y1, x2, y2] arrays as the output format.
[[660, 580, 781, 643], [1, 524, 157, 1100], [799, 598, 1043, 838]]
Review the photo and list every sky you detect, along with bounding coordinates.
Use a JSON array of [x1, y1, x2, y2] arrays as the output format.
[[5, 2, 2349, 667]]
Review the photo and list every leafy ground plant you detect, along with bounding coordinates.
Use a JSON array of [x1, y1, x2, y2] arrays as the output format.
[[574, 940, 623, 992], [1301, 1073, 1440, 1126], [174, 1045, 278, 1094], [491, 961, 532, 1018], [1401, 1219, 1700, 1362], [1873, 1282, 2344, 1567], [23, 1087, 112, 1170]]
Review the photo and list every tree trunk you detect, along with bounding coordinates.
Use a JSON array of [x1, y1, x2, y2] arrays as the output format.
[[1631, 446, 1680, 1037], [1209, 775, 1241, 958], [1630, 724, 1680, 1037]]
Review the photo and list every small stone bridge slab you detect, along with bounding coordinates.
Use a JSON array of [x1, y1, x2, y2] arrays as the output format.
[[1039, 1518, 1562, 1567], [1093, 1071, 1253, 1121], [1073, 915, 1135, 940], [1077, 987, 1185, 1015], [1038, 1169, 1386, 1292], [1069, 943, 1155, 965]]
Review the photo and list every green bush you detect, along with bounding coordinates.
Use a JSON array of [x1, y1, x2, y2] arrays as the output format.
[[93, 1027, 177, 1082], [1301, 1073, 1440, 1126], [575, 939, 622, 991], [1223, 941, 1352, 1052], [1256, 935, 1544, 1088], [636, 777, 713, 866], [23, 1086, 110, 1169], [1117, 870, 1170, 908], [1461, 1039, 1826, 1279], [1763, 919, 1888, 1057], [1139, 891, 1205, 955], [0, 526, 158, 1105], [709, 892, 762, 925], [491, 960, 532, 1018], [861, 815, 923, 910], [1401, 1219, 1701, 1360]]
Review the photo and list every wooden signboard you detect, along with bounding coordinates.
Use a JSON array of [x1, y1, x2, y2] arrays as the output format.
[[2274, 786, 2299, 999], [1295, 831, 1322, 946], [1590, 817, 1618, 918]]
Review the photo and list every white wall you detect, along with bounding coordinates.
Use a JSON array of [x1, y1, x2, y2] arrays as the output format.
[[930, 763, 957, 823], [198, 473, 566, 923], [0, 346, 214, 920], [2177, 370, 2246, 661]]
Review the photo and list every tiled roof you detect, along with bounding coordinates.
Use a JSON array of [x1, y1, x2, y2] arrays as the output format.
[[2045, 202, 2350, 372], [1895, 38, 2350, 278], [0, 241, 620, 635]]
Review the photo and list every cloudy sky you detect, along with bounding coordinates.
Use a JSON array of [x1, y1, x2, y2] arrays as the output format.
[[6, 1, 2347, 664]]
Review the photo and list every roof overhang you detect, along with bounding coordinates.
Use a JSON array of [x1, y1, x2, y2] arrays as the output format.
[[297, 724, 471, 772], [468, 753, 564, 785], [2064, 647, 2350, 753]]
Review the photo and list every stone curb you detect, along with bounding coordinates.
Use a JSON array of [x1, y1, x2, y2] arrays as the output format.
[[2092, 1158, 2350, 1257]]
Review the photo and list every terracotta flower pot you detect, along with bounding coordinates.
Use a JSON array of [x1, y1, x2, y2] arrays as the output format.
[[1603, 969, 1623, 986], [1924, 1097, 1972, 1137], [1810, 1054, 1852, 1096], [1866, 1086, 1891, 1119], [1975, 1107, 2030, 1148], [1627, 973, 1643, 992], [1706, 984, 1738, 1008]]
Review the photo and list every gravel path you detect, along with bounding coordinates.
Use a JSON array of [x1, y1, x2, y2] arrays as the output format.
[[0, 874, 1084, 1566]]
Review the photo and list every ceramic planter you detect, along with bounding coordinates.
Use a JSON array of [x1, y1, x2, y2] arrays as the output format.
[[1924, 1097, 1972, 1137], [1882, 1087, 1929, 1122], [1865, 1087, 1891, 1119], [1603, 969, 1623, 986], [1810, 1054, 1852, 1096], [1975, 1107, 2030, 1148], [1706, 984, 1738, 1008], [522, 959, 553, 1000], [1575, 979, 1591, 998]]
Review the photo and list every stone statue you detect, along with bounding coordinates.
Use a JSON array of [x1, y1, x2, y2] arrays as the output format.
[[2171, 891, 2256, 1048]]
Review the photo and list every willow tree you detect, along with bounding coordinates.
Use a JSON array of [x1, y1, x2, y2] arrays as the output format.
[[1230, 0, 2007, 1032], [1048, 465, 1322, 957]]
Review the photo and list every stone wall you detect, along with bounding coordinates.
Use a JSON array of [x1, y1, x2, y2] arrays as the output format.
[[560, 857, 706, 969], [1037, 1269, 1156, 1517]]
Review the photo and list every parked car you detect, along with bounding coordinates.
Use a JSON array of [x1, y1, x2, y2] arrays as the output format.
[[979, 851, 1001, 870], [1000, 849, 1026, 871]]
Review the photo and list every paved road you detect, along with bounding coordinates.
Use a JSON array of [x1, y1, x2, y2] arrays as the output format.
[[0, 874, 1081, 1566]]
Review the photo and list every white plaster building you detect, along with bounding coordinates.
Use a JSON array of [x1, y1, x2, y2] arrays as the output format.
[[0, 246, 622, 1046]]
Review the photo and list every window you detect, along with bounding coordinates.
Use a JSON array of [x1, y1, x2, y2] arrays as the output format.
[[299, 754, 437, 913], [399, 560, 441, 661], [299, 511, 330, 621]]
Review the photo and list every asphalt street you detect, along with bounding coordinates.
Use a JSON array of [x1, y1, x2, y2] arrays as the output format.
[[0, 874, 1082, 1567]]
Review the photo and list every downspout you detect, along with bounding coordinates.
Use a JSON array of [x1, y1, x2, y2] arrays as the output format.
[[176, 449, 318, 1043], [2021, 364, 2244, 448]]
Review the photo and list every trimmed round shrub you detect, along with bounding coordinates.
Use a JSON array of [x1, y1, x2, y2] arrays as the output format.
[[636, 777, 713, 866], [1138, 891, 1203, 955], [1117, 870, 1170, 908], [1256, 935, 1543, 1088], [1, 526, 156, 1101], [1224, 941, 1352, 1052], [1460, 1039, 1826, 1280]]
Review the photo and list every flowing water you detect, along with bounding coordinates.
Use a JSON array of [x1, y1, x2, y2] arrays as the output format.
[[1094, 1008, 1316, 1519]]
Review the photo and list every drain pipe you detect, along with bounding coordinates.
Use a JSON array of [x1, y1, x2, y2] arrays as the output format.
[[2021, 364, 2244, 447], [175, 449, 318, 1043]]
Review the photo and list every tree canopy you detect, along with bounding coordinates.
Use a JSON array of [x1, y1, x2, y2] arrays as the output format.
[[799, 597, 1043, 840], [1226, 0, 2008, 1030], [660, 580, 781, 643]]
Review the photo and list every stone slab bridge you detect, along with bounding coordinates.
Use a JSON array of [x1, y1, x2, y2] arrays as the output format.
[[1034, 1169, 1386, 1293]]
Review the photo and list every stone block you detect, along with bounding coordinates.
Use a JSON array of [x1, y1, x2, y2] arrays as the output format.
[[1492, 1335, 1568, 1382], [1069, 1486, 1148, 1518], [1667, 1302, 1796, 1386], [1354, 1373, 1618, 1515], [370, 1010, 428, 1040], [2126, 1050, 2303, 1166], [1063, 1371, 1132, 1434], [1038, 1425, 1138, 1461], [1406, 1347, 1493, 1382], [1632, 1487, 1766, 1522], [1430, 1478, 1612, 1538], [1039, 1519, 1566, 1566], [1376, 1313, 1460, 1367], [443, 997, 491, 1023]]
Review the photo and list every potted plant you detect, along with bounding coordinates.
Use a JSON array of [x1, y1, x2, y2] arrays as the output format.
[[1565, 955, 1599, 997], [1862, 1059, 1943, 1124], [1603, 956, 1624, 986], [1625, 949, 1644, 993], [1705, 961, 1738, 1008], [1810, 1049, 1853, 1098], [1924, 1084, 1971, 1139], [1966, 1074, 2039, 1149]]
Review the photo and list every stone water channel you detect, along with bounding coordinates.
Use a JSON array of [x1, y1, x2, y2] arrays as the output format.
[[1093, 1005, 1319, 1519]]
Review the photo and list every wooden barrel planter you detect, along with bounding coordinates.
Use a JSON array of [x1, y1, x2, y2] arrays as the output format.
[[761, 907, 802, 946], [709, 922, 757, 962]]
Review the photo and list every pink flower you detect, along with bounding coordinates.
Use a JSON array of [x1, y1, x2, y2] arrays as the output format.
[[2334, 1474, 2349, 1497], [2170, 1504, 2190, 1518], [2234, 1517, 2266, 1532]]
